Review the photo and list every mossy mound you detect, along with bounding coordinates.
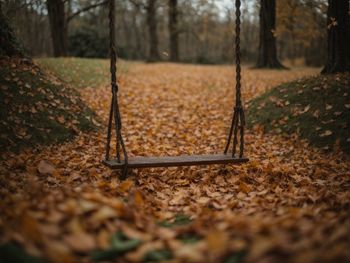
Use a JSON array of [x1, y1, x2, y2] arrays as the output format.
[[247, 73, 350, 153], [0, 58, 97, 153]]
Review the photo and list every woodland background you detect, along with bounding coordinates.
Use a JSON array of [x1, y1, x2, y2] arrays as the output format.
[[3, 0, 326, 66], [1, 0, 350, 262]]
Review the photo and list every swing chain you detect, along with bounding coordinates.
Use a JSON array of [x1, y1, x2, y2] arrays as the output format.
[[224, 0, 245, 158], [105, 0, 128, 177]]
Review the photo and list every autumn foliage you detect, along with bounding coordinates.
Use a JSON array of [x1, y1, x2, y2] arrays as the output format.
[[248, 73, 350, 153], [0, 58, 96, 153], [1, 60, 350, 262]]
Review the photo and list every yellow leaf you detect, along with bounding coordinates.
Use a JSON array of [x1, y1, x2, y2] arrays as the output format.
[[21, 213, 42, 243], [119, 179, 134, 193], [206, 229, 229, 255], [239, 181, 251, 193], [46, 241, 74, 263], [320, 130, 332, 137], [133, 190, 144, 207], [197, 196, 210, 205]]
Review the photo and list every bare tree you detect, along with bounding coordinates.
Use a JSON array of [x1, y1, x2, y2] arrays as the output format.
[[129, 0, 160, 62], [46, 0, 67, 56], [46, 0, 108, 57], [321, 0, 350, 74], [256, 0, 286, 68], [146, 0, 160, 61], [168, 0, 179, 61], [0, 6, 23, 57]]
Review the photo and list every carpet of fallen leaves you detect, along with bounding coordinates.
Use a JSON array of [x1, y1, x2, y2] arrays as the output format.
[[1, 63, 350, 263]]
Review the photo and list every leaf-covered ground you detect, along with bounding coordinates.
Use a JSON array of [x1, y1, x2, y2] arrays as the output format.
[[1, 61, 350, 263], [0, 58, 96, 153], [247, 73, 350, 153]]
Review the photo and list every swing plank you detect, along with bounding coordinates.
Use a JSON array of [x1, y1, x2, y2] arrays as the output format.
[[103, 154, 249, 169]]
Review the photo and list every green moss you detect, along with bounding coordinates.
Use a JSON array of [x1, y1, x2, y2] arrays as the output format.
[[247, 73, 350, 153], [36, 57, 129, 88], [0, 58, 97, 153], [159, 214, 192, 227]]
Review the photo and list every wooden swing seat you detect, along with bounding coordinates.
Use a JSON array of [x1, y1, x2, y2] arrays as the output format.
[[103, 0, 248, 174], [103, 154, 248, 169]]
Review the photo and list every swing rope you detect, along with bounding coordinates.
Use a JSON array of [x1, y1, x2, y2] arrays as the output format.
[[104, 0, 245, 173], [224, 0, 245, 158], [105, 0, 128, 177]]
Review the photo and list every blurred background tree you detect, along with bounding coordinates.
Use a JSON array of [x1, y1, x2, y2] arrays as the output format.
[[321, 0, 350, 74], [255, 0, 286, 69], [0, 3, 23, 57], [1, 0, 330, 66]]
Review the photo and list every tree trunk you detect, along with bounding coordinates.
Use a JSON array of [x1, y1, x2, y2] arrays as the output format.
[[256, 0, 286, 69], [0, 7, 23, 57], [46, 0, 68, 57], [168, 0, 179, 62], [146, 0, 160, 62], [321, 0, 350, 74], [132, 4, 143, 59]]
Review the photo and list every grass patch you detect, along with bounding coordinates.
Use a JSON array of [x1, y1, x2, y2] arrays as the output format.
[[177, 233, 201, 244], [247, 73, 350, 153], [0, 58, 97, 153], [91, 231, 141, 262], [143, 249, 172, 262], [224, 250, 246, 263], [159, 214, 192, 227], [36, 57, 129, 88]]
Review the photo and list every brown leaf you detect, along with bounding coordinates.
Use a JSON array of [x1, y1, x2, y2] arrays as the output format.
[[91, 206, 118, 222], [46, 241, 74, 263], [205, 229, 229, 255], [37, 160, 56, 175], [320, 130, 332, 137], [57, 115, 65, 124], [64, 232, 96, 253], [21, 213, 43, 243]]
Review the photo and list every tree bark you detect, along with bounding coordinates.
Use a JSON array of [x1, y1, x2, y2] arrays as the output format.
[[0, 7, 23, 57], [321, 0, 350, 74], [132, 5, 143, 59], [168, 0, 179, 62], [146, 0, 160, 62], [46, 0, 68, 57], [256, 0, 286, 69]]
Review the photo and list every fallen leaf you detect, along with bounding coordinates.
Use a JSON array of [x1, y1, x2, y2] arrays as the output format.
[[64, 231, 96, 253], [320, 130, 332, 137], [91, 206, 118, 222], [205, 229, 229, 255], [37, 160, 56, 175]]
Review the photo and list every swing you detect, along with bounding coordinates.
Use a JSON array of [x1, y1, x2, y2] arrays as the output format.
[[103, 0, 248, 175]]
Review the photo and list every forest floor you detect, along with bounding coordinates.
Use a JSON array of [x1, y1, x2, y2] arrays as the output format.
[[247, 72, 350, 153], [1, 60, 350, 263], [0, 58, 96, 153]]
